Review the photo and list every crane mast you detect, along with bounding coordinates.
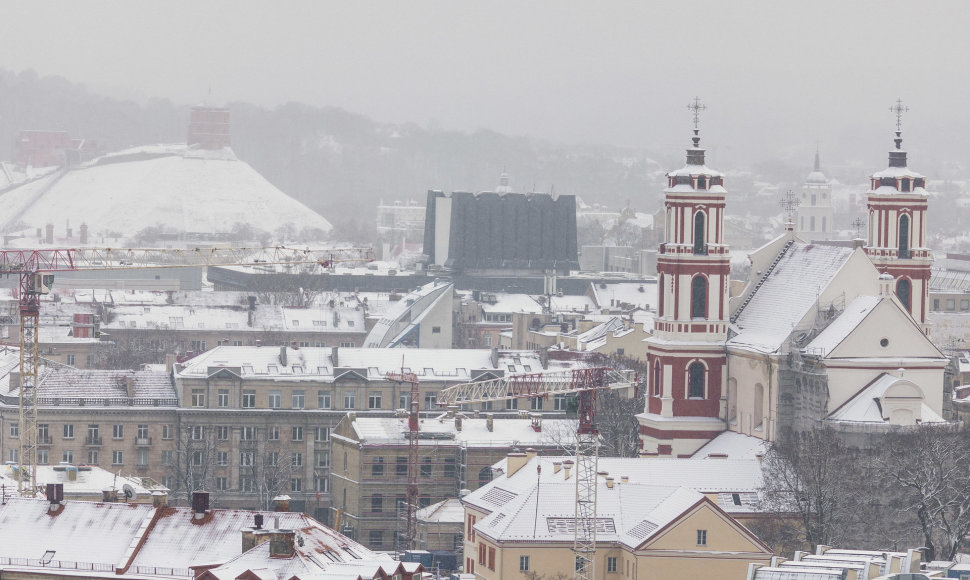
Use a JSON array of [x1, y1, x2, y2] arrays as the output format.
[[386, 369, 420, 551], [438, 366, 634, 580], [4, 246, 373, 496]]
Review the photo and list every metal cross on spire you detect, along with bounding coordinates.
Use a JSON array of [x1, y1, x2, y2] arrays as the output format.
[[851, 217, 866, 238], [779, 190, 801, 231], [687, 97, 706, 130], [890, 98, 909, 132]]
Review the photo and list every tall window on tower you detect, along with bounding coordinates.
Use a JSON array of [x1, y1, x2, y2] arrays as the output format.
[[691, 276, 708, 319], [687, 362, 705, 399], [653, 361, 661, 396], [897, 278, 912, 312], [898, 214, 911, 259], [693, 211, 706, 255]]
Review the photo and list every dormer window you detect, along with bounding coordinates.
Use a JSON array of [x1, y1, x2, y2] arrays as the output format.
[[696, 175, 707, 190], [915, 178, 925, 188], [900, 179, 911, 192]]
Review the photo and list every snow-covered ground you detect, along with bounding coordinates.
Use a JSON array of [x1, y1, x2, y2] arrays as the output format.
[[0, 144, 332, 243]]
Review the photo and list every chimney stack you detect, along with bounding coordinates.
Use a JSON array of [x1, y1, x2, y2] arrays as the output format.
[[273, 494, 291, 512], [46, 483, 64, 511], [102, 488, 118, 503], [279, 345, 288, 367], [254, 514, 264, 529], [454, 415, 463, 432], [506, 452, 529, 476], [553, 461, 562, 474], [151, 490, 168, 508], [125, 371, 136, 398], [606, 477, 615, 489], [192, 490, 210, 519], [563, 460, 573, 480], [269, 530, 296, 558], [486, 413, 494, 432]]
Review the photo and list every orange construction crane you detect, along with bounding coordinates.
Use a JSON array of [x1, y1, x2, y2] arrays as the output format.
[[437, 366, 636, 580], [0, 245, 374, 496]]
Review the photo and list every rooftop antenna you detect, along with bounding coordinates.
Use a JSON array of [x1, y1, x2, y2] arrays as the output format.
[[779, 190, 801, 232]]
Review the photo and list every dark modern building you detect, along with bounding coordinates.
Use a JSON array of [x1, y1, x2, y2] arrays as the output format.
[[422, 190, 579, 275]]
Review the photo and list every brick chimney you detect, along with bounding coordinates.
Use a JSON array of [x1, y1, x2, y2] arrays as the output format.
[[485, 413, 494, 432], [192, 490, 209, 519], [506, 452, 529, 476], [279, 346, 288, 367], [269, 530, 296, 558], [273, 494, 291, 512]]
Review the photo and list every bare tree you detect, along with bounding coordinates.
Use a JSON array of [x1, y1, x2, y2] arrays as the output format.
[[165, 423, 225, 506], [755, 427, 857, 552], [241, 437, 296, 511], [877, 425, 970, 561]]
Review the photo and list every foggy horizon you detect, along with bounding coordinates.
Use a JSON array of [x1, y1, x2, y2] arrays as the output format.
[[2, 0, 969, 177]]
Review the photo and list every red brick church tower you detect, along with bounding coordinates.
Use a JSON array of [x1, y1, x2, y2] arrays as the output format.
[[864, 100, 932, 333], [639, 99, 729, 457]]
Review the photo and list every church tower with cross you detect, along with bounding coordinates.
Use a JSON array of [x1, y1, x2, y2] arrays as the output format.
[[795, 147, 835, 240], [864, 99, 932, 332], [638, 98, 730, 457]]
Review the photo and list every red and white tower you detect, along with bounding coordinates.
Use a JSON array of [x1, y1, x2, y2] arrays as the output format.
[[638, 98, 728, 457], [864, 99, 932, 332]]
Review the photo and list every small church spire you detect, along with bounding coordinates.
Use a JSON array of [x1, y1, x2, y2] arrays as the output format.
[[813, 143, 821, 172], [888, 98, 909, 167], [685, 97, 707, 165]]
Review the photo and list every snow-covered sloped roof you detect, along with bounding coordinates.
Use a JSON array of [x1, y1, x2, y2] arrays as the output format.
[[363, 281, 453, 348], [480, 293, 543, 314], [730, 243, 856, 354], [0, 144, 332, 240], [593, 281, 657, 311], [827, 372, 945, 425], [31, 368, 176, 402], [348, 416, 577, 448], [177, 346, 335, 380], [691, 431, 768, 460], [803, 295, 882, 357], [416, 498, 465, 524], [466, 456, 768, 550]]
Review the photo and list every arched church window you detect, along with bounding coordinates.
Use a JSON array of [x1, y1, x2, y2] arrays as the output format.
[[898, 214, 911, 259], [687, 362, 705, 399], [691, 276, 708, 319], [693, 211, 706, 255], [653, 360, 661, 396], [897, 278, 912, 312]]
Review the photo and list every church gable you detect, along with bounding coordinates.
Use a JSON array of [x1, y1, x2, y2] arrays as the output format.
[[817, 297, 942, 360]]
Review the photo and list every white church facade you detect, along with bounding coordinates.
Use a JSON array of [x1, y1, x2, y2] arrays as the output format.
[[638, 104, 948, 456]]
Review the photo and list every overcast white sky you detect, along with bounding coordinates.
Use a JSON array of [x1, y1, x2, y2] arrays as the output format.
[[2, 1, 969, 168]]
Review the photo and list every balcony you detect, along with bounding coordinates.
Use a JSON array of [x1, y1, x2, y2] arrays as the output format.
[[84, 436, 103, 446], [135, 437, 152, 447]]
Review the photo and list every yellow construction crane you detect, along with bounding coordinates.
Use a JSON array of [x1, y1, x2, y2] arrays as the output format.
[[1, 245, 374, 496]]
